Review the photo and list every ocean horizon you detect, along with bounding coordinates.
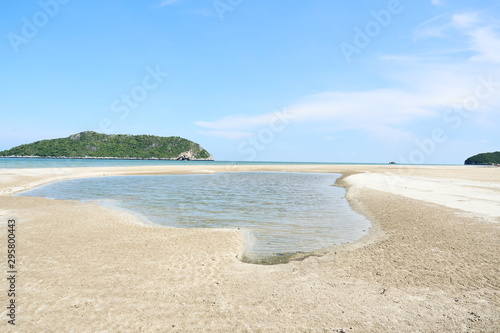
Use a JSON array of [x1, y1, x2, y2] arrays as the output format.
[[0, 157, 459, 169]]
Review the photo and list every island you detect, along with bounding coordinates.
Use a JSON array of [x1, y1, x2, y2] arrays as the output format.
[[464, 151, 500, 165], [0, 131, 214, 161]]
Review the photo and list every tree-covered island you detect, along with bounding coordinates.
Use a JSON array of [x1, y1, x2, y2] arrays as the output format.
[[0, 131, 214, 161], [464, 151, 500, 165]]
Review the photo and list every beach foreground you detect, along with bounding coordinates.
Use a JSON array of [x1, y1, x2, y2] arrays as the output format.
[[0, 164, 499, 332]]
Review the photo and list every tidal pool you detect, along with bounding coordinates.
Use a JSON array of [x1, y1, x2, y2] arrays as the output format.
[[18, 172, 371, 263]]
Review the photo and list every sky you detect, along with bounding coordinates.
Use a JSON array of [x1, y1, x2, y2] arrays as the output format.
[[1, 0, 499, 164]]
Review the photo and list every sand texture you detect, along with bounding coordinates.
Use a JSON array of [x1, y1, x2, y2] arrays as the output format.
[[0, 164, 499, 332]]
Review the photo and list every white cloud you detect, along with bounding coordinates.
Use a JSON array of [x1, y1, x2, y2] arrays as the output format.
[[452, 12, 478, 28], [284, 89, 437, 127], [195, 88, 439, 137], [413, 10, 500, 64], [366, 126, 416, 142], [431, 0, 445, 6], [195, 111, 291, 131], [195, 60, 500, 141], [198, 131, 253, 140], [159, 0, 181, 7], [413, 13, 451, 40], [195, 8, 500, 144], [191, 8, 217, 17], [323, 136, 336, 142], [469, 27, 500, 63]]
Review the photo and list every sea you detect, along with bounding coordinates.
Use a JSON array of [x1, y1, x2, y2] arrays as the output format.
[[4, 158, 372, 262], [0, 157, 381, 169]]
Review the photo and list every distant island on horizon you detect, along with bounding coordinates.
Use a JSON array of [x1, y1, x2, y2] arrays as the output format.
[[464, 151, 500, 165], [0, 131, 214, 161]]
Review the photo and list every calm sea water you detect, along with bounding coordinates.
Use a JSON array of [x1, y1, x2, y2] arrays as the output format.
[[17, 172, 371, 261], [0, 157, 383, 169]]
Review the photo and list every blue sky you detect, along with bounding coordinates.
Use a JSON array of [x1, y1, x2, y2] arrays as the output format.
[[1, 0, 499, 163]]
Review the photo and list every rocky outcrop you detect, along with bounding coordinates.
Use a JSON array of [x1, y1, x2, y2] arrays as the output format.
[[176, 150, 214, 161]]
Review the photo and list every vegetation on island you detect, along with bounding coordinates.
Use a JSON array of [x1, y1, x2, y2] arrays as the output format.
[[0, 131, 214, 160], [464, 151, 500, 165]]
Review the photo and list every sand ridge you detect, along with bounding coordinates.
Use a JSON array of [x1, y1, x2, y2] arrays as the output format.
[[0, 164, 499, 332], [346, 173, 500, 221]]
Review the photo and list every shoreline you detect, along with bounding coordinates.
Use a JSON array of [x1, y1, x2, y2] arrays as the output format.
[[0, 165, 498, 331]]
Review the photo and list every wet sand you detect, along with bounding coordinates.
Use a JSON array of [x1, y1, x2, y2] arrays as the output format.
[[0, 164, 499, 332]]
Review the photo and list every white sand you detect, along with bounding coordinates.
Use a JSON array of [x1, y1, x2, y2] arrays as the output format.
[[346, 173, 500, 221], [0, 164, 498, 332]]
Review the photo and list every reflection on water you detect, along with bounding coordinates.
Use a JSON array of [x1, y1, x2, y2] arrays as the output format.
[[18, 172, 371, 261]]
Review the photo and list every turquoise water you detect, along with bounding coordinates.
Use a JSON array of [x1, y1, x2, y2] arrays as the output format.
[[17, 172, 371, 261], [0, 157, 383, 169]]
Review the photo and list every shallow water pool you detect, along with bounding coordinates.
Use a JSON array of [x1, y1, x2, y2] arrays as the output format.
[[17, 172, 371, 262]]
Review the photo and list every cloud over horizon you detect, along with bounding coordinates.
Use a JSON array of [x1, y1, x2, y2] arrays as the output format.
[[196, 8, 500, 148]]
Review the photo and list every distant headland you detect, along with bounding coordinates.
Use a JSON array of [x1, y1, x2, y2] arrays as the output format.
[[0, 131, 214, 161], [464, 151, 500, 165]]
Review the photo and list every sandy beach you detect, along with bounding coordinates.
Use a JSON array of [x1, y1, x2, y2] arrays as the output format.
[[0, 164, 499, 332]]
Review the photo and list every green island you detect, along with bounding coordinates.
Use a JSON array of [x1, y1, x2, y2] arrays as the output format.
[[0, 131, 214, 161], [464, 151, 500, 165]]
